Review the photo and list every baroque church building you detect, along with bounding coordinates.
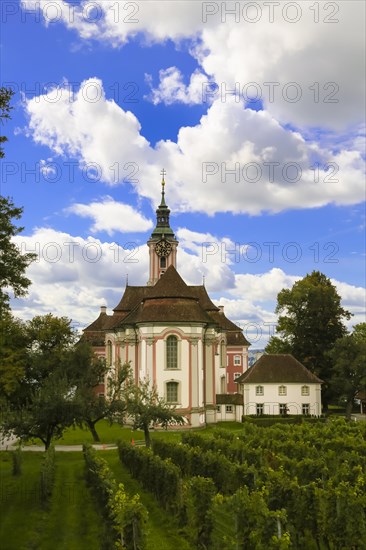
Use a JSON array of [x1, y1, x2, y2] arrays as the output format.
[[84, 175, 250, 427]]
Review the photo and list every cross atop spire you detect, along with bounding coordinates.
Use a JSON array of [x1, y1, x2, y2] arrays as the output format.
[[160, 168, 167, 206], [160, 168, 166, 184]]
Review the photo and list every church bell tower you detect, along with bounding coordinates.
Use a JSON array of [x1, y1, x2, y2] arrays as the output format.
[[147, 170, 178, 285]]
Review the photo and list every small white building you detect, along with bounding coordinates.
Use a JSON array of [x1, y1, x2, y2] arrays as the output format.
[[237, 354, 322, 417]]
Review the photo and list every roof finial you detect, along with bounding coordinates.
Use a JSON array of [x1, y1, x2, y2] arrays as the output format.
[[202, 274, 206, 286], [125, 273, 129, 287], [160, 168, 167, 206], [161, 168, 166, 185]]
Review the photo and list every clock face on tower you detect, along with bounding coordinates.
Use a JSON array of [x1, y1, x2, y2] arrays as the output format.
[[155, 239, 172, 257]]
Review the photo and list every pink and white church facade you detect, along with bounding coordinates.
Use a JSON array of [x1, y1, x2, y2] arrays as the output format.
[[83, 175, 250, 427]]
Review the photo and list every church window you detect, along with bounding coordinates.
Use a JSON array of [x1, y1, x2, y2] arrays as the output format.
[[160, 256, 166, 268], [234, 355, 241, 366], [301, 385, 310, 396], [107, 341, 112, 367], [166, 335, 178, 369], [220, 341, 225, 367], [220, 375, 226, 393], [166, 381, 178, 403]]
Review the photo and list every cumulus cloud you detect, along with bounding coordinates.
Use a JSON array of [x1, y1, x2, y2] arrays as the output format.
[[21, 0, 365, 130], [25, 79, 365, 216], [65, 197, 153, 235], [146, 67, 211, 105]]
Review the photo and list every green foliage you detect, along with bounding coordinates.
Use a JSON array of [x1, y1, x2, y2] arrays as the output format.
[[40, 445, 56, 506], [72, 348, 129, 442], [265, 271, 351, 407], [123, 376, 185, 448], [118, 440, 182, 512], [2, 315, 78, 449], [83, 444, 148, 549], [0, 86, 14, 157], [182, 476, 216, 548], [328, 322, 366, 418], [0, 196, 37, 313]]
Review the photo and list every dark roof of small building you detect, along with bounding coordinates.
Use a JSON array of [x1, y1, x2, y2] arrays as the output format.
[[236, 354, 323, 384], [216, 393, 244, 405]]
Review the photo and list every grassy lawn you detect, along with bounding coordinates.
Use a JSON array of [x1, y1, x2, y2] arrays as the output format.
[[0, 452, 47, 549], [104, 450, 194, 550], [24, 420, 245, 447], [39, 453, 103, 550], [0, 451, 104, 549]]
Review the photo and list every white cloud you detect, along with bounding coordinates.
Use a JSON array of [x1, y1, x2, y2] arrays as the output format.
[[146, 67, 211, 105], [22, 0, 366, 130], [12, 227, 149, 324], [25, 80, 366, 216], [12, 227, 365, 348], [66, 197, 153, 234]]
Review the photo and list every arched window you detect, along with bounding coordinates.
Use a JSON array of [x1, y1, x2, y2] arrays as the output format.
[[160, 256, 166, 268], [220, 375, 226, 393], [107, 341, 112, 367], [166, 335, 178, 369], [220, 340, 225, 367], [166, 381, 178, 403]]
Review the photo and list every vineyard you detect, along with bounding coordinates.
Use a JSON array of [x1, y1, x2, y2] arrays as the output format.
[[1, 419, 365, 549], [115, 418, 366, 549]]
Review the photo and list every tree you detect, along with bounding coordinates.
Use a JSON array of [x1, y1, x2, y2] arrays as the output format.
[[123, 377, 185, 448], [2, 314, 77, 449], [72, 345, 129, 442], [0, 88, 36, 314], [0, 86, 14, 158], [266, 271, 351, 408], [328, 323, 366, 419]]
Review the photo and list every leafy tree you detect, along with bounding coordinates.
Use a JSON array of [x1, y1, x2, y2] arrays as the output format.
[[0, 86, 14, 158], [2, 314, 77, 449], [0, 312, 28, 399], [266, 271, 351, 408], [123, 377, 185, 448], [72, 345, 129, 442], [0, 87, 36, 314], [328, 323, 366, 419]]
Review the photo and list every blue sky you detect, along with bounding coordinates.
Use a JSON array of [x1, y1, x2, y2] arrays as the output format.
[[1, 1, 365, 347]]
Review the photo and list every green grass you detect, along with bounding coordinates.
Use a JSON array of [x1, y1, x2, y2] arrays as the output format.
[[24, 420, 244, 447], [39, 453, 103, 550], [104, 450, 194, 550], [0, 452, 46, 549], [0, 451, 104, 549]]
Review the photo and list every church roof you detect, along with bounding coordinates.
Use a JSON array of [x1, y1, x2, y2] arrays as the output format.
[[147, 266, 194, 299], [236, 354, 323, 384], [120, 297, 215, 325], [113, 286, 151, 312]]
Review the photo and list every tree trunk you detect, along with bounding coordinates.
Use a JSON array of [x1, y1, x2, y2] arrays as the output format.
[[86, 419, 100, 442], [345, 399, 353, 420], [143, 424, 151, 448]]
